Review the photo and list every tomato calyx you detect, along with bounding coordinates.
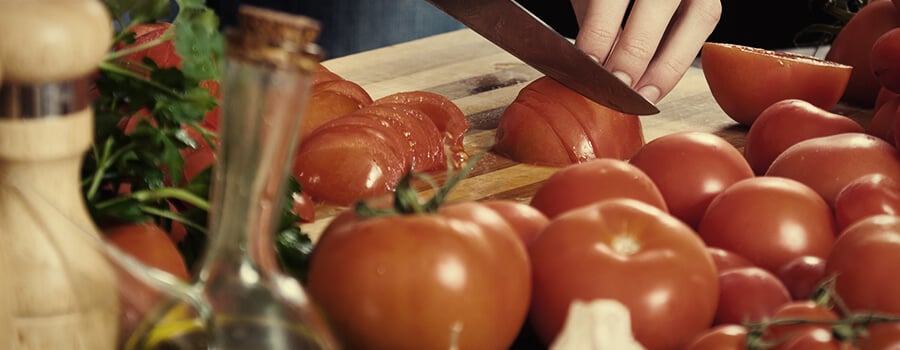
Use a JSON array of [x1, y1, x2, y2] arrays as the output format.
[[354, 153, 482, 217]]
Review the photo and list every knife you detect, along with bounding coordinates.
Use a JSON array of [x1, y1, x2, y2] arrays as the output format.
[[425, 0, 659, 115]]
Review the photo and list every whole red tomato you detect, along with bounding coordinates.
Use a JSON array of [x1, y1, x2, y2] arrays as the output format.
[[708, 247, 755, 272], [744, 99, 864, 175], [104, 222, 190, 347], [826, 0, 900, 107], [528, 198, 719, 350], [493, 77, 644, 166], [698, 176, 836, 272], [305, 201, 531, 349], [871, 27, 900, 94], [867, 96, 900, 144], [701, 42, 852, 126], [629, 131, 753, 228], [480, 199, 549, 247], [825, 214, 900, 314], [766, 132, 900, 206], [683, 324, 748, 350], [714, 267, 792, 326], [763, 301, 840, 348], [775, 256, 827, 301], [833, 174, 900, 232], [529, 158, 667, 219], [858, 322, 900, 349]]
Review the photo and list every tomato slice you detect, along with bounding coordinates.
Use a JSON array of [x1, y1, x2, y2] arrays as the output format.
[[701, 42, 852, 126], [350, 103, 445, 172], [294, 120, 409, 205], [301, 90, 369, 141], [374, 91, 469, 166]]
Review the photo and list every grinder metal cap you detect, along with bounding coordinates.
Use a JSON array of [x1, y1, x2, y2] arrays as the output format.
[[226, 5, 324, 72]]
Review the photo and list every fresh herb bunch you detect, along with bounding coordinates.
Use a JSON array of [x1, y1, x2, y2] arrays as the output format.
[[88, 0, 314, 273]]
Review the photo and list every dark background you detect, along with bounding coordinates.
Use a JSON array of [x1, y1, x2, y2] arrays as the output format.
[[208, 0, 847, 58]]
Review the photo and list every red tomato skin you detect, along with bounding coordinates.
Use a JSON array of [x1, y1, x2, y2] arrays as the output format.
[[104, 222, 191, 346], [826, 0, 900, 107], [701, 42, 852, 126], [858, 322, 900, 350], [480, 199, 549, 247], [291, 191, 316, 223], [766, 132, 900, 206], [528, 198, 719, 350], [350, 103, 445, 172], [699, 176, 836, 273], [877, 87, 900, 110], [833, 174, 900, 232], [293, 118, 412, 206], [867, 96, 900, 144], [744, 99, 864, 175], [708, 247, 755, 273], [764, 301, 839, 346], [775, 256, 827, 301], [529, 158, 668, 219], [683, 324, 748, 350], [871, 27, 900, 94], [306, 202, 531, 350], [714, 267, 792, 326], [374, 91, 470, 167], [825, 215, 900, 314], [629, 131, 753, 228]]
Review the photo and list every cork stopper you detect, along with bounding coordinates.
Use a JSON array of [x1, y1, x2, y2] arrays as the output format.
[[226, 5, 323, 72]]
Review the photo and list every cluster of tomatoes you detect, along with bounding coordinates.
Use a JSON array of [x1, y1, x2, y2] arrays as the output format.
[[299, 2, 900, 349]]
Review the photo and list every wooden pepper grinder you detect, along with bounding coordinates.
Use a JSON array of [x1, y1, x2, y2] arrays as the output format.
[[0, 1, 119, 349]]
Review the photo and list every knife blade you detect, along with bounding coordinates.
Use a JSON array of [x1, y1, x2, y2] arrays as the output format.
[[425, 0, 659, 115]]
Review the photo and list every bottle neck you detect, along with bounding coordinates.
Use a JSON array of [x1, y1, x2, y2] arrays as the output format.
[[198, 58, 311, 282]]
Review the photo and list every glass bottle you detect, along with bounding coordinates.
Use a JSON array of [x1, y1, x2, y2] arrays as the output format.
[[193, 5, 337, 350]]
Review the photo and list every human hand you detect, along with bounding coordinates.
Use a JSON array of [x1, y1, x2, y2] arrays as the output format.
[[570, 0, 722, 103]]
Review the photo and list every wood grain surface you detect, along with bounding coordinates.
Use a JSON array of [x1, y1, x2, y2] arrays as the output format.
[[301, 29, 873, 239]]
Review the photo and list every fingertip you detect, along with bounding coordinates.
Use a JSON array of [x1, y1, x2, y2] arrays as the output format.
[[637, 85, 661, 104]]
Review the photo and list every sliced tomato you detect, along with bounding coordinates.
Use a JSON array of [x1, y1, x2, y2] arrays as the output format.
[[374, 91, 469, 166], [349, 103, 445, 172], [293, 120, 410, 206], [701, 42, 852, 126], [492, 76, 644, 166], [492, 100, 569, 165], [524, 76, 644, 160]]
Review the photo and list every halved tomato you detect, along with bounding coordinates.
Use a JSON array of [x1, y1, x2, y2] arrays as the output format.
[[701, 42, 852, 126]]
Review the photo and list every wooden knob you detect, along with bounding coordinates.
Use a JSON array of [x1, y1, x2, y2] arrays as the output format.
[[0, 0, 112, 84]]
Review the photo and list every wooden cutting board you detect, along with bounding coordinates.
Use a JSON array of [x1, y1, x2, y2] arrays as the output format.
[[300, 29, 873, 239]]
